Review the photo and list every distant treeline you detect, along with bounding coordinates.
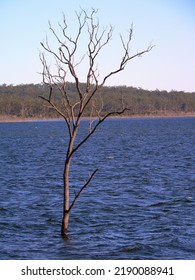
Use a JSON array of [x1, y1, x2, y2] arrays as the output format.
[[0, 83, 195, 119]]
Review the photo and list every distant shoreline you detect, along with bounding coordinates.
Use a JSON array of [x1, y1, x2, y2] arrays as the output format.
[[0, 112, 195, 123]]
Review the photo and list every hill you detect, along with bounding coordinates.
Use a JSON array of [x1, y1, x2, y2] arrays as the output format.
[[0, 83, 194, 120]]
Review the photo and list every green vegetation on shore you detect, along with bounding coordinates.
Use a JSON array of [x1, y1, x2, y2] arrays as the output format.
[[0, 83, 194, 120]]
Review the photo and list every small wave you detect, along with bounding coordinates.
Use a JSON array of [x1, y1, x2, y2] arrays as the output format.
[[121, 246, 140, 253], [184, 196, 193, 202], [105, 155, 114, 159], [147, 201, 168, 207]]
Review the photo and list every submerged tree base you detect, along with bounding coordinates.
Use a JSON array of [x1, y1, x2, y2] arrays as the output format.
[[61, 232, 70, 240], [61, 214, 69, 238]]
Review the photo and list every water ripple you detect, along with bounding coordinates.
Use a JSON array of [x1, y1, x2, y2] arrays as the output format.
[[0, 117, 195, 259]]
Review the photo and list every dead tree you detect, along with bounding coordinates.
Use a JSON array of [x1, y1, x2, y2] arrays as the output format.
[[40, 8, 153, 238]]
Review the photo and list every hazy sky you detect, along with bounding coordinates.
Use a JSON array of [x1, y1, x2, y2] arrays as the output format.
[[0, 0, 195, 92]]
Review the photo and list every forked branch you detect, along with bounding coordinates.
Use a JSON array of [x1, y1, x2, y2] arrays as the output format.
[[101, 28, 154, 86]]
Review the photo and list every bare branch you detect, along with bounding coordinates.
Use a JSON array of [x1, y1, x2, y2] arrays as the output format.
[[70, 107, 130, 159], [41, 15, 85, 100], [101, 28, 154, 86], [40, 9, 154, 157], [86, 16, 113, 93], [68, 168, 98, 212]]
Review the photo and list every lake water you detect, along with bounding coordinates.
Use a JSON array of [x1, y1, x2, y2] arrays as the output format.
[[0, 117, 195, 260]]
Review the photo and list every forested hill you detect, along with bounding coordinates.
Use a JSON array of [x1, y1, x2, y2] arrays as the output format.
[[0, 83, 195, 120]]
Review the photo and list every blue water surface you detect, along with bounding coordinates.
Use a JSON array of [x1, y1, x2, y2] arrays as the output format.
[[0, 117, 195, 259]]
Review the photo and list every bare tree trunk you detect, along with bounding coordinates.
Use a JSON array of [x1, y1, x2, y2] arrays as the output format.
[[61, 212, 69, 237], [61, 128, 78, 237], [61, 160, 70, 237]]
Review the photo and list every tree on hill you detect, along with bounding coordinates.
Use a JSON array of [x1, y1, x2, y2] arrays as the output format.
[[39, 8, 153, 238]]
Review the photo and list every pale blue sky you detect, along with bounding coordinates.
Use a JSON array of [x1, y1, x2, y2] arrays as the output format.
[[0, 0, 195, 92]]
